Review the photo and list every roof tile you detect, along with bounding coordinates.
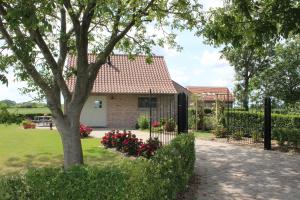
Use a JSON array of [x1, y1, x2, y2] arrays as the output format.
[[67, 54, 177, 94]]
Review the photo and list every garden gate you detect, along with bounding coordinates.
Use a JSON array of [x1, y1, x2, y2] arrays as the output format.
[[148, 90, 188, 145], [224, 94, 272, 150]]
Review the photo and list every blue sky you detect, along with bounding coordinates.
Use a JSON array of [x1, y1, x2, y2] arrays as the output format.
[[0, 0, 234, 103]]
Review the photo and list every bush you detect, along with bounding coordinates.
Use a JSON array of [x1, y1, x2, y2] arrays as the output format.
[[273, 128, 300, 148], [251, 131, 262, 143], [22, 120, 36, 129], [212, 125, 227, 138], [79, 124, 93, 138], [225, 111, 300, 131], [0, 134, 195, 200], [0, 107, 23, 124], [151, 134, 195, 199], [188, 108, 204, 130], [137, 115, 149, 130], [203, 116, 216, 131], [122, 134, 143, 156], [101, 131, 146, 156], [137, 137, 162, 158], [164, 118, 175, 132], [232, 131, 243, 140], [0, 110, 51, 125]]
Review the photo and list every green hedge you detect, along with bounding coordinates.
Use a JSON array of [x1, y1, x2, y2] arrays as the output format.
[[0, 134, 195, 200], [0, 108, 50, 124], [273, 128, 300, 148], [225, 111, 300, 130]]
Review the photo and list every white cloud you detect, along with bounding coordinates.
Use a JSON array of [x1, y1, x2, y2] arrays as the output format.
[[193, 50, 228, 67]]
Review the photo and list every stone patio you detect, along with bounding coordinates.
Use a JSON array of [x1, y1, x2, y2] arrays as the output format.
[[179, 140, 300, 200]]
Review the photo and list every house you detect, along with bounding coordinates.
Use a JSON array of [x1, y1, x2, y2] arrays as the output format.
[[67, 54, 188, 128], [187, 86, 234, 108]]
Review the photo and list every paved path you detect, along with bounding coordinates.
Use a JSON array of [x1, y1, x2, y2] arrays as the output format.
[[181, 140, 300, 200]]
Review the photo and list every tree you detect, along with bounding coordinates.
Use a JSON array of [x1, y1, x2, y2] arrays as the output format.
[[222, 45, 271, 110], [0, 0, 202, 168], [200, 0, 300, 48], [200, 0, 299, 109], [252, 36, 300, 104], [0, 99, 16, 107]]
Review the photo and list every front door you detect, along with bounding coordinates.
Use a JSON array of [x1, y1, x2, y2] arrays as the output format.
[[80, 96, 107, 127]]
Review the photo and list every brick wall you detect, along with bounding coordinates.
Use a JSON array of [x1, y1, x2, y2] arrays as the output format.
[[106, 94, 176, 129]]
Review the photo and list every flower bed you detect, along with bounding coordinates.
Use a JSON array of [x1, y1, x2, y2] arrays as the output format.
[[101, 130, 161, 158], [22, 120, 36, 129]]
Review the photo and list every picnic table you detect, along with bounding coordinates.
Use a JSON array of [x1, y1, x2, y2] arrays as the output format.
[[32, 116, 53, 127]]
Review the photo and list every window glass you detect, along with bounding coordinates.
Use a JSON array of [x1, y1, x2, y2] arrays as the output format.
[[138, 97, 157, 108], [94, 100, 102, 108]]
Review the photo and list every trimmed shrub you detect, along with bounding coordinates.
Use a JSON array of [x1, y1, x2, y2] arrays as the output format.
[[273, 128, 300, 148], [0, 111, 51, 125], [225, 111, 300, 130], [0, 134, 195, 200], [151, 134, 195, 199]]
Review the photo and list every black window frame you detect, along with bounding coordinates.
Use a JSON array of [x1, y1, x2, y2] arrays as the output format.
[[138, 97, 157, 108]]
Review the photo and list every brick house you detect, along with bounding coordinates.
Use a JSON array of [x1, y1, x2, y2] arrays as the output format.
[[187, 86, 234, 108], [67, 54, 187, 128]]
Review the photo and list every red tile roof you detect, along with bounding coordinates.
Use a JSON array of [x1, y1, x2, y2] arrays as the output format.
[[67, 54, 178, 94], [187, 86, 234, 102]]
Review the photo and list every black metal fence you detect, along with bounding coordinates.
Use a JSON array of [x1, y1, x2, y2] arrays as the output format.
[[148, 91, 188, 145]]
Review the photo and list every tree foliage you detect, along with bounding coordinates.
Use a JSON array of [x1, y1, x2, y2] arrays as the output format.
[[201, 0, 300, 108], [200, 0, 300, 47], [252, 36, 300, 104], [222, 45, 272, 109]]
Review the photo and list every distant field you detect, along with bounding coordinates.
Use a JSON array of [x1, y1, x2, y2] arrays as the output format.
[[7, 107, 51, 114]]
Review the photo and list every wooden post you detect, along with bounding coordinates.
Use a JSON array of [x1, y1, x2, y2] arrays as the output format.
[[264, 97, 271, 150]]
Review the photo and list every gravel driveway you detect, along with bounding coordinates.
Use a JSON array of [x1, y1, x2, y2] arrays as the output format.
[[179, 140, 300, 200]]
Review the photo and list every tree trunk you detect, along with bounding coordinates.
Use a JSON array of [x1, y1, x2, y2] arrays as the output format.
[[54, 114, 84, 169], [243, 78, 249, 111]]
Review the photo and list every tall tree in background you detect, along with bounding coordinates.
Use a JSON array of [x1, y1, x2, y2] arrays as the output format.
[[200, 0, 299, 108], [252, 36, 300, 104], [0, 0, 202, 168], [222, 45, 271, 110]]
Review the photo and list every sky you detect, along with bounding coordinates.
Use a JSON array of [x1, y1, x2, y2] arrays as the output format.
[[0, 0, 234, 103]]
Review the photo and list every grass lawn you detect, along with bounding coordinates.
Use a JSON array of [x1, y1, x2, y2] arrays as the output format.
[[194, 131, 215, 140], [7, 107, 51, 114], [0, 124, 123, 175]]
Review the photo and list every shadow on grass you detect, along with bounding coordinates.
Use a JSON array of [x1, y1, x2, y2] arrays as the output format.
[[2, 146, 122, 175]]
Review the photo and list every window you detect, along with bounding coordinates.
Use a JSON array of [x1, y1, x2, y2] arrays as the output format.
[[94, 100, 103, 108], [138, 97, 157, 108]]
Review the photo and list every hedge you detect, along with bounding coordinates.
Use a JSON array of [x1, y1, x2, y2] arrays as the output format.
[[273, 128, 300, 148], [0, 134, 195, 200], [0, 109, 50, 124], [225, 111, 300, 131]]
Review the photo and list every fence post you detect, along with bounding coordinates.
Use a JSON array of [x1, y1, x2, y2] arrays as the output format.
[[264, 97, 271, 150], [149, 89, 152, 139], [178, 93, 188, 134]]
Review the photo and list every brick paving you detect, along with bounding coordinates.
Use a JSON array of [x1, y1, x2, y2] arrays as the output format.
[[179, 140, 300, 200]]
